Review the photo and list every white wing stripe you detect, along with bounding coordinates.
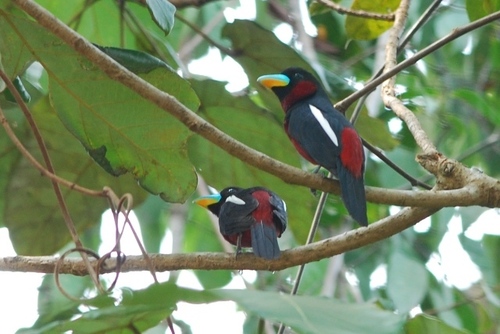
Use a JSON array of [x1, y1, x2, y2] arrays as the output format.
[[226, 195, 246, 205], [309, 105, 338, 146]]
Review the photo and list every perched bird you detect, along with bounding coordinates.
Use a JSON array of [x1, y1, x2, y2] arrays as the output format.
[[257, 67, 367, 226], [194, 186, 288, 259]]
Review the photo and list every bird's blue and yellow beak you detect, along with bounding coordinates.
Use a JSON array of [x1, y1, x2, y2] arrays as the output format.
[[257, 74, 290, 89], [193, 193, 221, 208]]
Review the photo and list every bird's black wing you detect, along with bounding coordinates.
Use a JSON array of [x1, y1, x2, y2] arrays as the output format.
[[286, 101, 343, 173], [218, 193, 259, 235], [269, 192, 287, 234]]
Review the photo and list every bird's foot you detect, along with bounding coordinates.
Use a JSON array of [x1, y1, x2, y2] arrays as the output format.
[[234, 234, 243, 259]]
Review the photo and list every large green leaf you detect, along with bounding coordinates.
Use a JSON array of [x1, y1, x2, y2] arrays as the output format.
[[0, 12, 199, 203], [215, 290, 404, 334], [3, 97, 146, 255], [387, 248, 428, 314], [23, 282, 405, 334], [345, 0, 400, 40], [406, 314, 473, 334], [21, 287, 173, 334], [188, 78, 317, 244], [146, 0, 176, 34]]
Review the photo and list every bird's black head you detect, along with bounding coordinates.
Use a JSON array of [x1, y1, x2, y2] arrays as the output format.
[[257, 67, 322, 111], [193, 187, 242, 216]]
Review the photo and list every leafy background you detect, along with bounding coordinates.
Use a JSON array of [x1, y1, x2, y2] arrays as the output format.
[[1, 0, 500, 333]]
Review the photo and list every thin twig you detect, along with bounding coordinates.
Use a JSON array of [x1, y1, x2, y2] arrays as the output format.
[[362, 139, 432, 189], [315, 0, 394, 21]]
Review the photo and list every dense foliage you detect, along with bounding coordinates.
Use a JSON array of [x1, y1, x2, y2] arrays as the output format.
[[0, 0, 499, 333]]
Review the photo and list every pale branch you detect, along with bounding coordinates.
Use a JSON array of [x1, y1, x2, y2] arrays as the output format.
[[314, 0, 395, 21], [11, 0, 500, 210], [0, 206, 437, 275], [382, 1, 437, 155]]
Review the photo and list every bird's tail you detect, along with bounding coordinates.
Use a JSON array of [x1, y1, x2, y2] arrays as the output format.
[[337, 165, 368, 226], [251, 222, 280, 259]]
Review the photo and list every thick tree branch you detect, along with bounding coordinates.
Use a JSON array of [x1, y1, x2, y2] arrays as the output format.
[[11, 0, 500, 210], [0, 206, 437, 274]]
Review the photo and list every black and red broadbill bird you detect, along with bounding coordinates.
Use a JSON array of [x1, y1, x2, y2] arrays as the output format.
[[257, 67, 367, 226], [194, 187, 288, 259]]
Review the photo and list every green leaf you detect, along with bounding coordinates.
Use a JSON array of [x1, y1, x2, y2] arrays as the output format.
[[24, 282, 405, 334], [387, 249, 428, 314], [188, 78, 317, 243], [345, 0, 400, 40], [466, 0, 500, 21], [458, 234, 498, 286], [177, 285, 405, 334], [482, 234, 500, 286], [96, 45, 174, 73], [426, 278, 463, 329], [405, 314, 473, 334], [34, 274, 93, 328], [3, 76, 31, 103], [22, 284, 176, 334], [0, 12, 200, 203], [0, 108, 23, 228], [4, 97, 147, 255], [146, 0, 176, 35], [221, 19, 316, 119], [453, 89, 500, 125]]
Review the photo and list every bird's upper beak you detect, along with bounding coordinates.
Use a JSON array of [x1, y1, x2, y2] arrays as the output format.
[[193, 193, 222, 208], [257, 74, 290, 89]]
